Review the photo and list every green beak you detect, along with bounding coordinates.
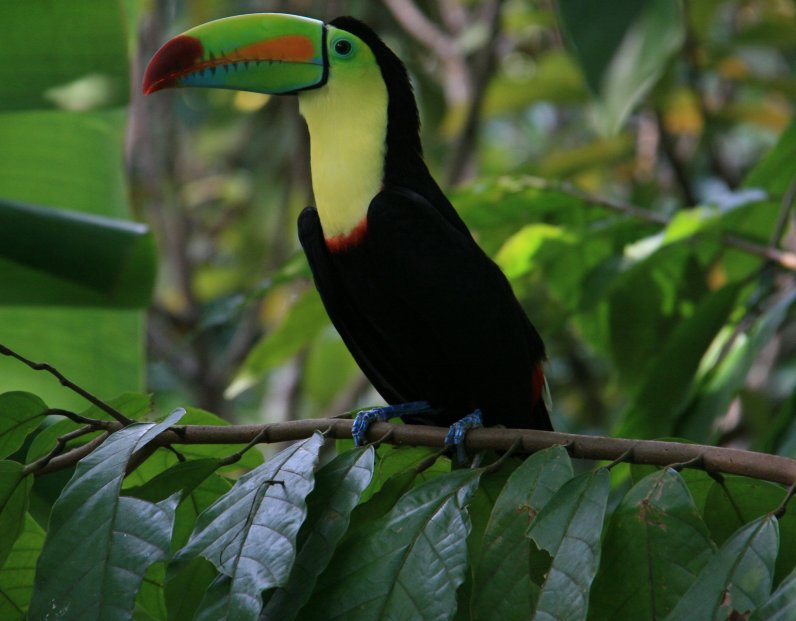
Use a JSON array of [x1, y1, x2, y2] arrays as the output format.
[[143, 13, 327, 96]]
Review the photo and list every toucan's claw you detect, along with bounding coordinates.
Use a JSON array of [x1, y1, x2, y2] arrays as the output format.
[[444, 410, 483, 464], [351, 400, 433, 446]]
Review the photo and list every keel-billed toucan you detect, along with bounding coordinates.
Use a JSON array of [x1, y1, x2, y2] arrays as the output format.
[[144, 13, 552, 455]]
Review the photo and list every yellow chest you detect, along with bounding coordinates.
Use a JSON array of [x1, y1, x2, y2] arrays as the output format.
[[298, 67, 388, 239]]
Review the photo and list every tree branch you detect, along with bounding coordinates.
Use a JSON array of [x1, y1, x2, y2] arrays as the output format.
[[0, 344, 133, 426], [28, 417, 796, 486]]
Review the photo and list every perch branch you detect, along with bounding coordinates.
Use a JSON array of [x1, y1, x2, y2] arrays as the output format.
[[28, 417, 796, 486]]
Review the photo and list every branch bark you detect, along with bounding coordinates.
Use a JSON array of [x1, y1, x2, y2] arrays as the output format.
[[30, 417, 796, 486]]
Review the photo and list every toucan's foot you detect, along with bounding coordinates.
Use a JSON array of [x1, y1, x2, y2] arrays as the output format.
[[351, 400, 433, 446], [444, 410, 484, 464]]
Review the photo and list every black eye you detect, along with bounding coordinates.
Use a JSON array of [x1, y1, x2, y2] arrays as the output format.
[[334, 39, 353, 56]]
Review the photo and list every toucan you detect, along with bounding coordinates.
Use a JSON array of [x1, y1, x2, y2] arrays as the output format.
[[143, 13, 552, 457]]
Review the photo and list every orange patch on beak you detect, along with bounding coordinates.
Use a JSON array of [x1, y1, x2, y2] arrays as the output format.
[[234, 34, 316, 63]]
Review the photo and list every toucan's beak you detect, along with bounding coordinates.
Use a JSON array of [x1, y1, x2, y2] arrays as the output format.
[[143, 13, 327, 96]]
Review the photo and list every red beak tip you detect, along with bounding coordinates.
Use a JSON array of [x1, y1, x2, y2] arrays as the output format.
[[143, 35, 204, 97]]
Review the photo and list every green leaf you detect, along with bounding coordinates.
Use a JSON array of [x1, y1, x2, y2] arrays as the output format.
[[174, 433, 325, 621], [0, 199, 155, 307], [558, 0, 684, 133], [750, 565, 796, 621], [28, 409, 185, 621], [263, 448, 375, 621], [529, 468, 611, 621], [0, 461, 33, 569], [0, 109, 145, 410], [0, 392, 47, 459], [664, 515, 779, 621], [702, 476, 796, 584], [304, 468, 481, 621], [348, 468, 417, 530], [744, 119, 796, 197], [617, 283, 741, 438], [0, 513, 45, 621], [588, 469, 716, 620], [227, 289, 330, 398], [681, 288, 796, 441], [0, 1, 128, 112], [472, 446, 574, 621]]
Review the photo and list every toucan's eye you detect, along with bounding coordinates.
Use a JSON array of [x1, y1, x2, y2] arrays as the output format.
[[333, 38, 353, 57]]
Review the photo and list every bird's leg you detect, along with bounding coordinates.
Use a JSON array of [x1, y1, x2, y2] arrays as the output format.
[[443, 410, 484, 464], [351, 400, 434, 446]]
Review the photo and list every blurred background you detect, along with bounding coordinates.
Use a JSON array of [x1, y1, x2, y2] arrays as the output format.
[[3, 0, 793, 452]]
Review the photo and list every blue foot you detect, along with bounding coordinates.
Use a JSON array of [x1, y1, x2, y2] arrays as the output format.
[[444, 410, 484, 464], [351, 400, 433, 446]]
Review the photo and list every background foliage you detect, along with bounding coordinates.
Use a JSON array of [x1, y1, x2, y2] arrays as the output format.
[[0, 0, 795, 619]]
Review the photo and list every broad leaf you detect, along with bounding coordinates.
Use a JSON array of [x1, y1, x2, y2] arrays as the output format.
[[174, 433, 325, 621], [0, 513, 45, 621], [750, 565, 796, 621], [472, 446, 574, 621], [588, 468, 716, 620], [558, 0, 684, 133], [664, 515, 779, 621], [617, 283, 741, 438], [28, 410, 184, 621], [0, 461, 33, 569], [0, 392, 47, 459], [0, 199, 155, 307], [263, 448, 375, 621], [304, 468, 481, 621], [529, 469, 610, 621]]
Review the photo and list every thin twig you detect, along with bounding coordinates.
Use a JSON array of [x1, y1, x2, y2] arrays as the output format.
[[23, 425, 96, 474], [0, 344, 133, 426]]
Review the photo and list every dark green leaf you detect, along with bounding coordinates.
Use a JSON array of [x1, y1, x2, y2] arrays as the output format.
[[558, 0, 684, 132], [348, 468, 417, 530], [263, 448, 375, 621], [750, 565, 796, 621], [28, 410, 184, 621], [0, 200, 155, 307], [173, 433, 325, 621], [703, 476, 796, 584], [664, 515, 779, 621], [528, 469, 610, 621], [0, 392, 47, 459], [165, 558, 216, 621], [588, 468, 716, 620], [472, 446, 574, 621], [617, 283, 741, 438], [0, 513, 45, 621], [0, 461, 33, 569], [304, 468, 481, 621]]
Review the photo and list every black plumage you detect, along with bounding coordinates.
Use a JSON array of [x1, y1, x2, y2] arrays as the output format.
[[298, 18, 551, 431]]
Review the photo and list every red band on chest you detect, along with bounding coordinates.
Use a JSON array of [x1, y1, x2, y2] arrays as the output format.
[[325, 217, 368, 253], [531, 363, 545, 408]]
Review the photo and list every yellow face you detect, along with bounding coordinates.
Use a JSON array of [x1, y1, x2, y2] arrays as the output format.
[[298, 26, 389, 238]]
